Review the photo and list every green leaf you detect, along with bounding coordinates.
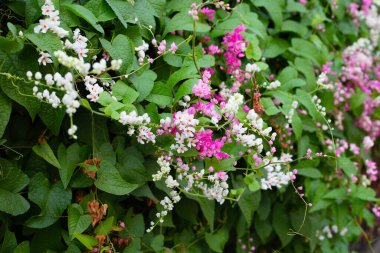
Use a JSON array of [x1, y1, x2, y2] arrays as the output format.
[[338, 157, 357, 176], [190, 196, 215, 231], [14, 241, 30, 253], [63, 4, 104, 33], [150, 234, 164, 252], [32, 141, 61, 169], [205, 228, 229, 253], [26, 173, 72, 228], [294, 58, 316, 91], [105, 0, 162, 30], [25, 33, 63, 56], [0, 230, 16, 253], [323, 189, 347, 199], [167, 66, 198, 89], [38, 103, 65, 136], [281, 20, 308, 37], [164, 12, 210, 36], [292, 112, 302, 140], [289, 38, 324, 65], [125, 211, 145, 237], [263, 38, 289, 58], [272, 203, 292, 246], [68, 204, 91, 239], [0, 76, 41, 120], [146, 82, 173, 106], [0, 89, 11, 138], [353, 186, 376, 201], [174, 78, 197, 103], [73, 233, 98, 250], [350, 93, 367, 109], [100, 35, 134, 73], [0, 35, 24, 53], [233, 175, 261, 225], [253, 0, 284, 29], [129, 70, 157, 101], [296, 168, 322, 178], [0, 158, 30, 215], [58, 143, 86, 188], [94, 160, 138, 195], [95, 216, 114, 235], [261, 97, 280, 116], [85, 0, 117, 22], [112, 80, 139, 104]]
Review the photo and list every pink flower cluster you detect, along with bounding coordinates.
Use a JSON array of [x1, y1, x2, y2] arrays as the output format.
[[365, 160, 378, 182], [194, 129, 228, 159], [200, 7, 215, 20], [192, 70, 212, 99], [222, 24, 248, 75]]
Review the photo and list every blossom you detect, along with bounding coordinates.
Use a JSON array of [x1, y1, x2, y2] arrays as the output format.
[[38, 52, 52, 66], [169, 42, 178, 54]]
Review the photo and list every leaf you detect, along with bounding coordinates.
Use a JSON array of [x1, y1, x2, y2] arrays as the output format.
[[105, 0, 162, 30], [26, 173, 72, 228], [281, 20, 308, 37], [289, 38, 324, 65], [68, 204, 91, 239], [189, 196, 215, 231], [233, 175, 261, 225], [73, 233, 98, 250], [38, 103, 65, 136], [0, 75, 41, 120], [0, 230, 16, 253], [253, 0, 284, 29], [0, 89, 11, 138], [205, 228, 229, 253], [272, 203, 292, 246], [14, 241, 30, 253], [0, 158, 30, 215], [163, 12, 210, 36], [323, 189, 347, 199], [263, 38, 289, 58], [125, 211, 145, 237], [94, 160, 138, 195], [129, 70, 157, 101], [99, 35, 134, 73], [150, 234, 164, 252], [0, 35, 24, 53], [25, 33, 63, 56], [112, 80, 139, 104], [167, 66, 198, 89], [296, 168, 322, 178], [294, 58, 316, 91], [63, 4, 104, 33], [32, 141, 61, 169], [146, 82, 173, 106], [95, 216, 114, 235], [58, 143, 86, 188], [174, 78, 197, 102], [261, 97, 280, 116], [338, 157, 357, 176], [353, 187, 376, 201], [85, 0, 117, 22], [292, 112, 302, 140]]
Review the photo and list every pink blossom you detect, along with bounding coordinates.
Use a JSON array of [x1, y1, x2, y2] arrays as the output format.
[[169, 42, 178, 54], [200, 7, 215, 20]]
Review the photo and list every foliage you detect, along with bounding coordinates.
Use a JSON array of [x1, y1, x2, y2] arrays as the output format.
[[0, 0, 379, 252]]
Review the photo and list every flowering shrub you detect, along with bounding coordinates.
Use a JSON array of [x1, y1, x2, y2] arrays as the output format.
[[0, 0, 379, 252]]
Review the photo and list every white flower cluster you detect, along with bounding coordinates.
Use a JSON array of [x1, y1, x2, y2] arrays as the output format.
[[153, 156, 172, 181], [34, 0, 69, 38], [221, 93, 244, 115], [170, 111, 199, 154], [232, 123, 263, 152], [197, 173, 229, 204], [135, 40, 149, 64], [64, 29, 88, 59], [118, 111, 155, 144], [84, 76, 104, 102], [316, 225, 348, 241], [286, 101, 298, 124], [54, 51, 91, 75], [245, 63, 261, 73], [317, 72, 334, 89], [38, 51, 53, 66], [264, 80, 281, 90], [260, 155, 294, 190], [312, 95, 326, 116], [246, 109, 273, 136]]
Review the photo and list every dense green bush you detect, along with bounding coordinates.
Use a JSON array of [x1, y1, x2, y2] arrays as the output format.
[[0, 0, 379, 252]]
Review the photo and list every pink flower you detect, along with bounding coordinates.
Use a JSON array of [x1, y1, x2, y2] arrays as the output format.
[[200, 7, 215, 20], [299, 0, 307, 4], [169, 42, 178, 54], [157, 40, 166, 55], [194, 129, 228, 159]]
